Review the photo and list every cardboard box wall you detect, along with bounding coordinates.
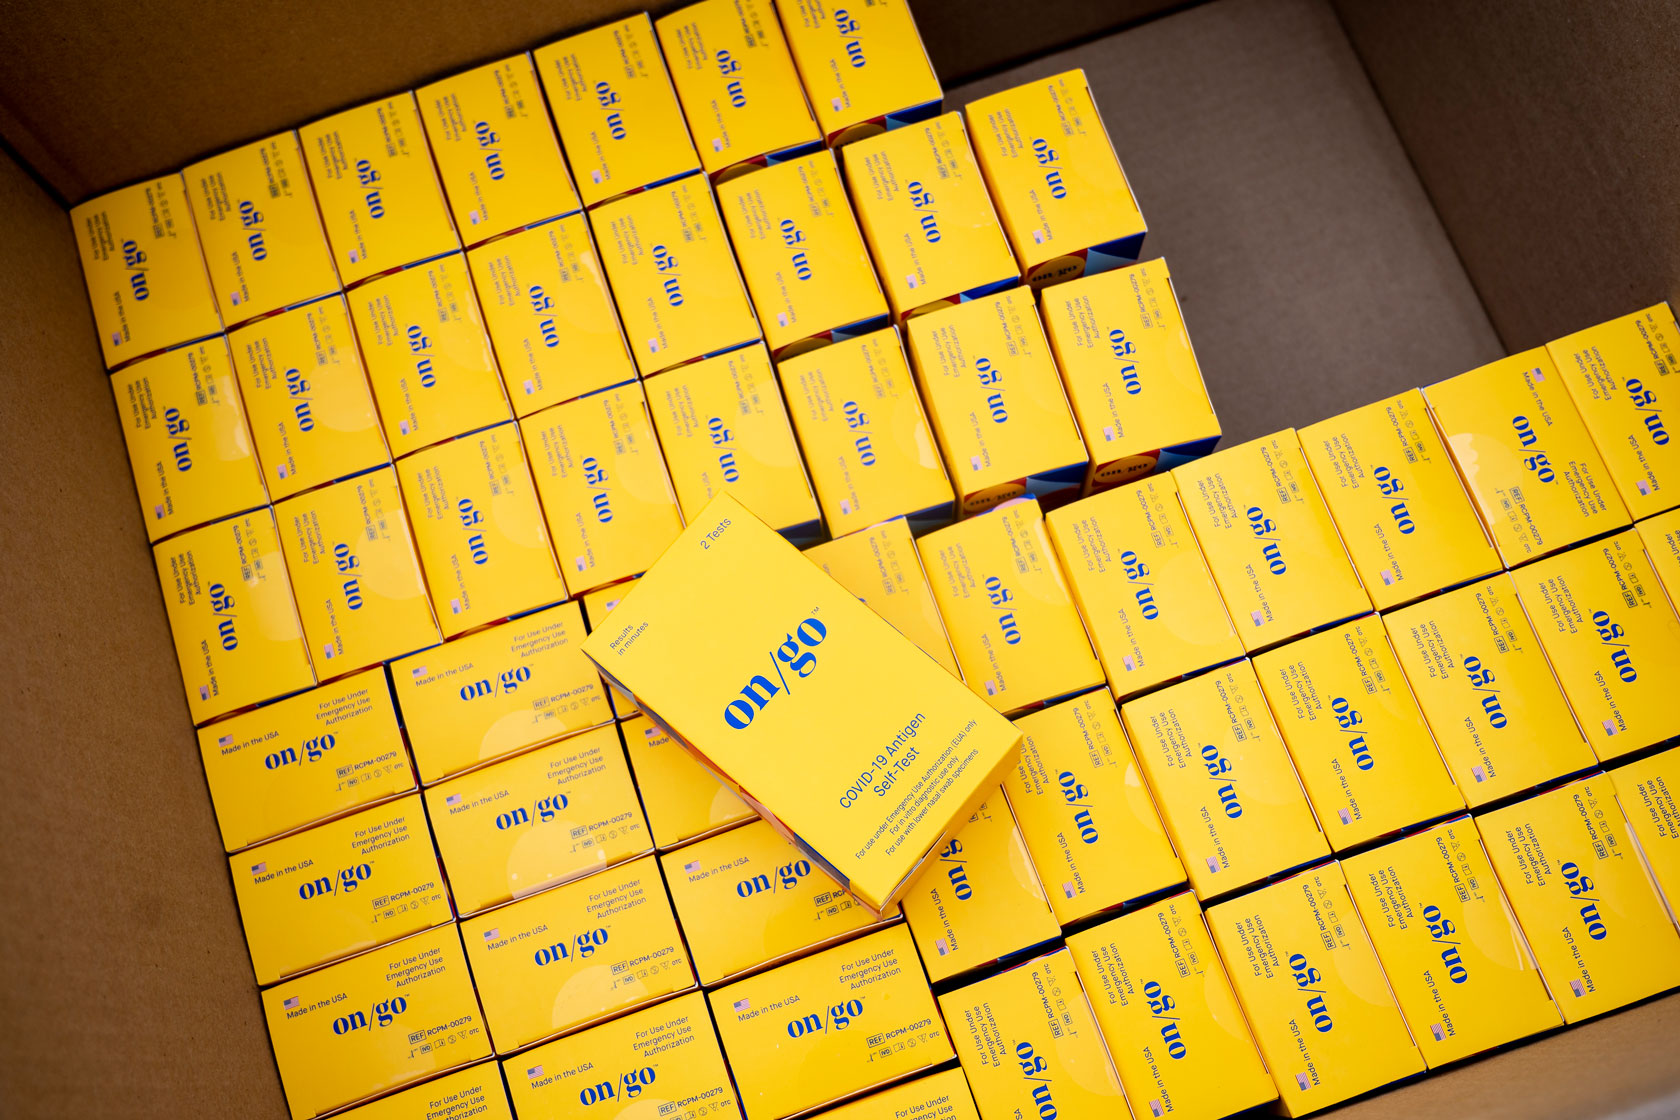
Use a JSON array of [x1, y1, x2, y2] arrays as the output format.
[[1, 0, 1677, 1117]]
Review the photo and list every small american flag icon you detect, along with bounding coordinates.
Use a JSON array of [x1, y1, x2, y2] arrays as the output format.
[[199, 686, 210, 700], [777, 312, 789, 327], [576, 557, 588, 572], [527, 1065, 543, 1078], [483, 928, 499, 940], [446, 793, 463, 806], [1032, 229, 1046, 245], [348, 249, 360, 263], [935, 939, 949, 956], [1472, 766, 1487, 783], [155, 504, 165, 519], [831, 97, 843, 111], [251, 862, 267, 874], [970, 456, 982, 471], [1532, 367, 1545, 381], [839, 499, 853, 515], [524, 380, 536, 396], [1603, 720, 1618, 735], [1122, 654, 1136, 671], [1570, 979, 1586, 997], [591, 170, 603, 184], [399, 420, 411, 435], [1430, 1023, 1445, 1041], [905, 274, 919, 289], [323, 645, 335, 659], [1251, 610, 1264, 626], [734, 998, 750, 1013], [1149, 1101, 1163, 1118], [648, 338, 661, 353], [1063, 882, 1075, 899], [283, 996, 300, 1009], [984, 680, 998, 696], [276, 463, 289, 479], [451, 599, 462, 614], [469, 211, 482, 225], [712, 138, 724, 152], [1102, 426, 1116, 442], [112, 332, 123, 346], [231, 291, 243, 305], [218, 734, 233, 747], [1380, 569, 1395, 586], [1638, 479, 1653, 496], [412, 665, 427, 677], [1206, 856, 1220, 873], [1338, 809, 1352, 825], [684, 861, 702, 874], [1296, 1073, 1311, 1091]]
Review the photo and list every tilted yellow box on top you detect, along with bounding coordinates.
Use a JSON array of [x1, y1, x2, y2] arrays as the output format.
[[337, 1063, 512, 1120], [806, 518, 959, 676], [777, 0, 942, 147], [1611, 748, 1680, 914], [623, 713, 753, 848]]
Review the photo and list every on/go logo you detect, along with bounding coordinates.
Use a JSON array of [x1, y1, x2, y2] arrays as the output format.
[[843, 400, 875, 466], [1016, 1041, 1057, 1119], [596, 82, 626, 139], [475, 121, 505, 180], [1421, 903, 1469, 984], [1142, 980, 1187, 1058], [1329, 696, 1373, 771], [652, 245, 682, 306], [1247, 507, 1285, 575], [1202, 745, 1241, 818], [355, 160, 385, 219], [1511, 415, 1555, 482], [1031, 138, 1067, 200], [985, 575, 1021, 645], [1562, 861, 1609, 941], [122, 239, 150, 300], [164, 407, 193, 471], [709, 417, 741, 483], [907, 181, 939, 242], [787, 999, 863, 1037], [834, 9, 865, 66], [579, 1067, 656, 1106], [736, 858, 812, 897], [1591, 610, 1637, 683], [239, 200, 269, 261], [1288, 953, 1333, 1032], [1462, 655, 1506, 728], [458, 498, 490, 565], [723, 616, 828, 729], [209, 582, 239, 651], [333, 995, 407, 1035]]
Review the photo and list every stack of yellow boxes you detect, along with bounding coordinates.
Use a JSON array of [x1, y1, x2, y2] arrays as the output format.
[[72, 0, 1680, 1116]]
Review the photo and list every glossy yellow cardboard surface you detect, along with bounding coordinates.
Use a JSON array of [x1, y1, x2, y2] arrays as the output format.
[[534, 14, 701, 208], [1007, 693, 1184, 925], [665, 818, 896, 985], [780, 328, 954, 534], [425, 724, 650, 914], [582, 581, 643, 718], [396, 421, 567, 637], [276, 468, 440, 675], [778, 0, 941, 145], [462, 855, 694, 1052], [351, 252, 512, 456], [186, 132, 339, 324], [507, 990, 741, 1120], [418, 54, 580, 243], [71, 174, 223, 368], [1612, 749, 1680, 914], [113, 337, 268, 542], [467, 214, 636, 416], [623, 713, 754, 849], [155, 509, 315, 725], [391, 599, 612, 784], [843, 114, 1017, 322], [301, 95, 460, 285], [1067, 894, 1276, 1120], [1253, 615, 1463, 850], [1386, 574, 1595, 806], [1207, 863, 1424, 1116], [1426, 349, 1630, 566], [264, 924, 490, 1119], [233, 795, 451, 985], [1343, 819, 1560, 1066], [658, 0, 820, 177], [966, 70, 1146, 287], [198, 668, 414, 852], [719, 149, 886, 357], [337, 1063, 512, 1120], [1120, 661, 1329, 897], [806, 518, 960, 676], [646, 342, 819, 538], [1045, 473, 1242, 700], [940, 947, 1124, 1120], [711, 925, 952, 1120], [591, 176, 760, 376], [1300, 389, 1499, 610], [815, 1069, 981, 1120], [906, 288, 1087, 514], [918, 497, 1102, 714], [1547, 303, 1680, 520], [1510, 530, 1680, 761], [1477, 775, 1680, 1022], [583, 493, 1022, 913]]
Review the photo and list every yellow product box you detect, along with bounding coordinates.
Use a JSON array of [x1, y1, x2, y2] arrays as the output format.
[[198, 668, 415, 852], [1511, 529, 1680, 761], [806, 518, 959, 675], [966, 70, 1146, 289], [780, 328, 954, 534], [816, 1070, 980, 1120], [522, 383, 685, 594], [417, 54, 581, 244], [1177, 429, 1370, 653], [1638, 503, 1680, 604], [906, 287, 1087, 514], [425, 724, 649, 914], [918, 497, 1103, 714], [1044, 473, 1242, 700], [1253, 615, 1463, 851], [71, 174, 222, 369], [1300, 389, 1500, 610], [155, 509, 315, 725], [591, 175, 760, 376], [1007, 693, 1184, 926], [112, 336, 268, 542], [1613, 749, 1680, 918], [1120, 661, 1329, 898], [396, 421, 567, 637], [1477, 774, 1680, 1021], [185, 132, 339, 325], [718, 149, 888, 359], [508, 991, 740, 1120], [1066, 894, 1276, 1120], [392, 600, 612, 785], [229, 297, 388, 500], [1342, 818, 1560, 1066], [624, 713, 754, 848], [582, 581, 642, 717], [350, 252, 512, 456], [1206, 863, 1424, 1116], [777, 0, 941, 147], [658, 0, 822, 179], [338, 1063, 512, 1120], [711, 925, 952, 1120], [1385, 574, 1596, 806], [1425, 349, 1630, 566], [1039, 258, 1218, 492], [462, 855, 694, 1052], [646, 342, 820, 542], [583, 491, 1021, 914], [467, 213, 636, 416], [844, 114, 1017, 324], [535, 13, 701, 207], [233, 795, 451, 986], [1546, 303, 1680, 520], [276, 467, 440, 676], [263, 924, 490, 1119], [902, 791, 1059, 983], [301, 95, 460, 287], [665, 817, 899, 985], [940, 947, 1124, 1120]]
